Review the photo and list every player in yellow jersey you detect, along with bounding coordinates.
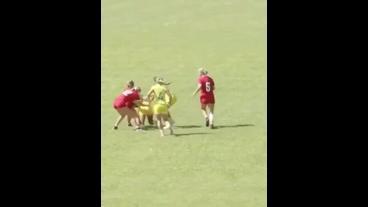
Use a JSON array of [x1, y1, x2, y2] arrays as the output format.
[[146, 77, 174, 136], [154, 77, 177, 126], [136, 99, 154, 125]]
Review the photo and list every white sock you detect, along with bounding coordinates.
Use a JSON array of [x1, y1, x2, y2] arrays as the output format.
[[157, 121, 162, 129], [163, 121, 171, 129], [208, 112, 214, 125]]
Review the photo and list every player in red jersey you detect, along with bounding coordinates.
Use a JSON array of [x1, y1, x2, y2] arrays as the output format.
[[122, 80, 136, 127], [113, 81, 144, 131], [192, 68, 215, 128]]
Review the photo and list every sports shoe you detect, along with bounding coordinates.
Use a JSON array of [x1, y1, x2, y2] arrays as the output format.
[[210, 124, 214, 129], [113, 126, 118, 130], [205, 118, 209, 127], [128, 123, 132, 127]]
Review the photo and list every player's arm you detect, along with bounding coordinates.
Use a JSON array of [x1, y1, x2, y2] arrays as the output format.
[[133, 100, 144, 107], [166, 90, 172, 105], [146, 88, 155, 102], [146, 88, 153, 97], [132, 93, 142, 107], [133, 99, 149, 106], [137, 94, 143, 101], [192, 83, 201, 96]]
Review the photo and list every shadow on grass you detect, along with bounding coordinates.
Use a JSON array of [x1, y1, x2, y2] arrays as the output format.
[[174, 132, 211, 137], [142, 124, 254, 131], [212, 124, 255, 129], [175, 125, 202, 129], [142, 125, 157, 130]]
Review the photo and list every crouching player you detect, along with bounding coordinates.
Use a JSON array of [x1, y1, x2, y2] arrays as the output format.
[[136, 100, 154, 126], [113, 85, 145, 131]]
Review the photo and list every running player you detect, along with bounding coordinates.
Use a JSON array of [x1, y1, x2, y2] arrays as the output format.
[[192, 68, 215, 128], [146, 77, 174, 136]]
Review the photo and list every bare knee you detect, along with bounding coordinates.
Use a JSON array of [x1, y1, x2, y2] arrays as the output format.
[[201, 104, 207, 110], [117, 109, 126, 118]]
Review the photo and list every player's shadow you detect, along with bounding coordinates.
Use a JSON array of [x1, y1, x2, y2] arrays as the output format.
[[212, 124, 255, 129], [142, 124, 254, 131], [175, 125, 202, 129], [174, 132, 211, 137], [142, 125, 158, 130]]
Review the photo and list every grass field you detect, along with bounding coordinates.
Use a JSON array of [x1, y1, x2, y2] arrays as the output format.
[[102, 0, 266, 206]]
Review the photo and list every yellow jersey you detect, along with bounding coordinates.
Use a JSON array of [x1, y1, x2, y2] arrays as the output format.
[[150, 84, 169, 105]]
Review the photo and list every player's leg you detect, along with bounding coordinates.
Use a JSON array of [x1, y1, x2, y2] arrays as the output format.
[[141, 114, 146, 126], [153, 103, 165, 136], [137, 113, 143, 126], [114, 115, 123, 129], [133, 111, 143, 129], [155, 103, 172, 136], [167, 97, 176, 126], [147, 115, 154, 125], [156, 114, 165, 136], [200, 95, 210, 126], [138, 107, 147, 126], [162, 114, 171, 130], [148, 105, 154, 125], [167, 111, 175, 126], [160, 105, 174, 134], [162, 114, 174, 135], [208, 103, 215, 129], [127, 108, 143, 130], [113, 108, 127, 129], [130, 107, 140, 126], [201, 103, 209, 127]]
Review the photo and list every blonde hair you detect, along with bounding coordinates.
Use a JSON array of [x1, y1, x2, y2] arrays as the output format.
[[156, 77, 170, 85], [133, 86, 141, 92], [198, 68, 208, 75]]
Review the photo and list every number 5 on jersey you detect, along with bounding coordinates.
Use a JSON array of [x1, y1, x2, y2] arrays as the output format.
[[205, 82, 211, 92]]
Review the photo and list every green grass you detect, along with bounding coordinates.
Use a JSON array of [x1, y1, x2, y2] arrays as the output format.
[[102, 0, 266, 206]]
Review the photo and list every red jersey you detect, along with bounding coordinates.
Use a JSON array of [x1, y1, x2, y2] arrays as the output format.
[[198, 75, 215, 95], [198, 75, 215, 104], [113, 89, 140, 109]]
